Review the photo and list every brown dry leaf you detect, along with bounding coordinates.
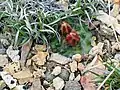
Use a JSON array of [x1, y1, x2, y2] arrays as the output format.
[[81, 55, 105, 90], [13, 69, 33, 84], [20, 40, 33, 67], [80, 75, 96, 90], [84, 55, 105, 76], [32, 51, 48, 66], [4, 61, 21, 75]]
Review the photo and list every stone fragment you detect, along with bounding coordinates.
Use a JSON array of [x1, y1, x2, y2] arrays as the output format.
[[69, 60, 77, 72], [51, 66, 61, 76], [53, 77, 64, 90], [49, 53, 71, 65]]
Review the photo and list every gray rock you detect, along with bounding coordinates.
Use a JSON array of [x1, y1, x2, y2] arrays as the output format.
[[59, 69, 70, 81], [49, 53, 72, 65], [64, 81, 81, 90], [45, 71, 55, 82]]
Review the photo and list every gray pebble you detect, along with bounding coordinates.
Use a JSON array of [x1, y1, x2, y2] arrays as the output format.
[[64, 81, 81, 90], [44, 71, 55, 82], [59, 69, 70, 81]]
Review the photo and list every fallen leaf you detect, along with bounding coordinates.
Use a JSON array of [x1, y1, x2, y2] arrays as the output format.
[[21, 40, 33, 67], [80, 75, 96, 90], [32, 51, 48, 66], [13, 69, 33, 84], [4, 61, 21, 74]]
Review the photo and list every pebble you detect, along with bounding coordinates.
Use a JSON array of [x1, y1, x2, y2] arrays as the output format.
[[69, 60, 77, 72], [49, 53, 72, 65], [45, 71, 55, 82], [77, 63, 85, 71], [72, 54, 82, 62], [69, 73, 75, 81], [74, 74, 81, 82], [114, 53, 120, 60], [64, 81, 81, 90], [53, 77, 64, 90], [59, 69, 70, 81], [51, 66, 61, 76]]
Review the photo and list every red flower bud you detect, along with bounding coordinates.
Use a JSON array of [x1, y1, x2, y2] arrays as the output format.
[[66, 30, 80, 46], [60, 21, 72, 35]]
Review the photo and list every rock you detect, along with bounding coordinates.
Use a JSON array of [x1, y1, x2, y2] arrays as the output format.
[[47, 86, 54, 90], [46, 62, 57, 70], [6, 46, 20, 62], [49, 53, 72, 65], [59, 69, 70, 81], [74, 74, 81, 82], [72, 54, 82, 62], [0, 55, 8, 67], [30, 79, 42, 90], [77, 63, 85, 71], [114, 53, 120, 60], [64, 81, 81, 90], [53, 77, 64, 90], [69, 73, 75, 81], [43, 80, 50, 87], [69, 61, 77, 72], [45, 71, 55, 82], [51, 66, 61, 76], [0, 71, 17, 89]]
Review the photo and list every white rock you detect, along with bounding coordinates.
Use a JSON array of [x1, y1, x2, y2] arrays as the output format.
[[69, 73, 75, 81], [53, 77, 64, 90], [6, 46, 20, 62], [49, 53, 72, 65], [74, 74, 81, 82], [47, 86, 55, 90], [51, 66, 61, 76], [69, 60, 77, 72]]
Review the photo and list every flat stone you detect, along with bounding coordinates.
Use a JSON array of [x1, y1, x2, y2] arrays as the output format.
[[59, 69, 70, 81], [51, 66, 61, 76], [45, 71, 55, 82], [64, 81, 81, 90], [49, 53, 72, 65], [69, 73, 75, 81], [53, 77, 64, 90], [69, 61, 77, 72]]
